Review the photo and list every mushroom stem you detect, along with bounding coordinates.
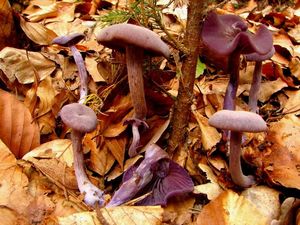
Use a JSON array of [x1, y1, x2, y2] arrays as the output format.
[[125, 46, 148, 156], [71, 130, 105, 206], [248, 61, 262, 113], [229, 131, 255, 188], [223, 52, 241, 111], [125, 118, 149, 157], [126, 46, 147, 119], [70, 45, 88, 104]]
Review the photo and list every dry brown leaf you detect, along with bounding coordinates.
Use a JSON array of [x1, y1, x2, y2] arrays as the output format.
[[89, 139, 115, 176], [23, 139, 73, 167], [97, 206, 164, 225], [106, 137, 126, 169], [59, 211, 101, 225], [0, 89, 40, 158], [0, 139, 33, 222], [36, 77, 56, 134], [241, 186, 280, 224], [59, 206, 164, 225], [29, 158, 78, 190], [164, 196, 195, 225], [0, 207, 28, 225], [192, 109, 221, 151], [106, 154, 143, 182], [196, 190, 269, 225], [289, 57, 300, 80], [258, 79, 288, 103], [46, 21, 88, 39], [0, 47, 56, 84], [86, 55, 106, 82], [0, 0, 17, 50], [23, 2, 58, 22], [283, 89, 300, 114], [20, 16, 58, 45], [288, 24, 300, 43], [263, 114, 300, 189], [194, 163, 223, 200]]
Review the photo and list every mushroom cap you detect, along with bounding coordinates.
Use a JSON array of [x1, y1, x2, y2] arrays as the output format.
[[208, 110, 267, 132], [201, 12, 273, 56], [245, 46, 275, 61], [96, 24, 170, 58], [60, 103, 97, 132], [52, 33, 85, 47]]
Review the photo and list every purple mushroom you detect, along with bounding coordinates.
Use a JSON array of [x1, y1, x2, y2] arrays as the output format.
[[96, 24, 170, 157], [107, 143, 194, 207], [209, 110, 267, 187], [60, 103, 105, 206], [245, 47, 275, 113], [201, 12, 273, 111], [52, 33, 88, 103]]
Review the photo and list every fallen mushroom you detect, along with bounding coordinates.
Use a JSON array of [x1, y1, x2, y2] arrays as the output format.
[[52, 33, 88, 103], [96, 24, 170, 157], [245, 47, 275, 113], [60, 103, 105, 206], [209, 110, 267, 187], [201, 12, 273, 111], [107, 143, 194, 207]]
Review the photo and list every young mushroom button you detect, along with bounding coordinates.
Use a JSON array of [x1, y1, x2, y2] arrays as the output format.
[[209, 110, 267, 188], [96, 24, 170, 157], [60, 103, 105, 206], [52, 33, 88, 104]]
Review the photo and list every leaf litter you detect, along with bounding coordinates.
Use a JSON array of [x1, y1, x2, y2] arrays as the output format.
[[0, 0, 300, 224]]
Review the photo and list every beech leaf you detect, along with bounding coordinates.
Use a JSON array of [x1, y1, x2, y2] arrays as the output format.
[[0, 47, 56, 84], [0, 89, 40, 158]]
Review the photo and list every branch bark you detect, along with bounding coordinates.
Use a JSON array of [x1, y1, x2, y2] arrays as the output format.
[[167, 0, 206, 155]]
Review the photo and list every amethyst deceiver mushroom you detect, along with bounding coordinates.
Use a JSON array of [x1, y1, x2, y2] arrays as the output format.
[[209, 110, 267, 187], [245, 47, 275, 113], [107, 143, 194, 207], [52, 33, 88, 103], [201, 12, 273, 111], [96, 24, 170, 157], [60, 103, 105, 206]]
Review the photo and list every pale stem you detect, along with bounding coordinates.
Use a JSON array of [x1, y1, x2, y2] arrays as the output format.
[[229, 131, 255, 188], [125, 46, 147, 119], [248, 61, 262, 113], [71, 130, 105, 206], [70, 45, 88, 104]]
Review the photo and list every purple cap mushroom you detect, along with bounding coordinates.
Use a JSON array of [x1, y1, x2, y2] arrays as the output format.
[[201, 12, 273, 111], [52, 33, 88, 104], [60, 103, 105, 206], [245, 47, 275, 113], [96, 24, 170, 157], [209, 110, 267, 187], [107, 143, 194, 207]]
